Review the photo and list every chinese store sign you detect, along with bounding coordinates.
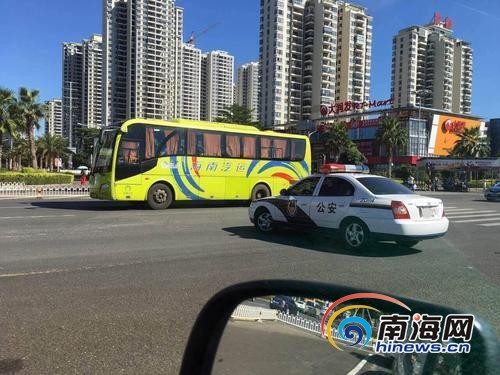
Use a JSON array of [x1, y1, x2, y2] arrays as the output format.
[[320, 98, 394, 117]]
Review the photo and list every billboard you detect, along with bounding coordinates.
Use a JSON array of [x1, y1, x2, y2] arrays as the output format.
[[428, 115, 484, 156]]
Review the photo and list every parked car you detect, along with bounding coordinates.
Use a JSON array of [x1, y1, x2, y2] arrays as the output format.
[[304, 301, 318, 317], [269, 295, 298, 315], [294, 299, 306, 312], [484, 182, 500, 201]]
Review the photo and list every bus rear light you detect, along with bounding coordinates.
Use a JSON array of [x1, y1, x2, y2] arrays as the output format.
[[391, 201, 410, 220]]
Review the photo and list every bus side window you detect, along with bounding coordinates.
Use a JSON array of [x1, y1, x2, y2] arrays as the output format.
[[272, 138, 290, 160], [291, 139, 305, 161], [242, 136, 257, 159], [118, 141, 140, 165]]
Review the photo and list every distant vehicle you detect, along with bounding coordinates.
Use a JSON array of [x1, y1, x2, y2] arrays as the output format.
[[61, 166, 90, 176], [249, 164, 449, 250], [484, 182, 500, 201], [304, 301, 318, 317], [90, 119, 311, 209], [294, 299, 306, 312], [269, 295, 298, 315]]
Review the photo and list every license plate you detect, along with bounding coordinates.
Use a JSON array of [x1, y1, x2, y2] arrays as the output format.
[[419, 207, 436, 218]]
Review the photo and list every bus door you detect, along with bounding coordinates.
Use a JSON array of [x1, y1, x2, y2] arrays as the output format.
[[187, 130, 225, 200], [114, 125, 144, 200]]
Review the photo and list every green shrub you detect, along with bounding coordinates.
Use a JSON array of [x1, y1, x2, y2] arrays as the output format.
[[21, 167, 48, 174], [0, 172, 74, 185]]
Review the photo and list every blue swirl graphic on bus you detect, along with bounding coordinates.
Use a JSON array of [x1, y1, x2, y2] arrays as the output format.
[[338, 317, 372, 348]]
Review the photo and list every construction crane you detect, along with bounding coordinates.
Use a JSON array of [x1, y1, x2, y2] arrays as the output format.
[[187, 22, 221, 45]]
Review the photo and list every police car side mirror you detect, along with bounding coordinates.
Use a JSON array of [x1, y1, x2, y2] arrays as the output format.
[[280, 189, 289, 196], [180, 280, 499, 375]]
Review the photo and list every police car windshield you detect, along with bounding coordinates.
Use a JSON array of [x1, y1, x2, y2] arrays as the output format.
[[357, 177, 414, 195]]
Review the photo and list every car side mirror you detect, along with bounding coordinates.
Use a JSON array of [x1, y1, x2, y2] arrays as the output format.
[[180, 280, 499, 375], [280, 189, 289, 196]]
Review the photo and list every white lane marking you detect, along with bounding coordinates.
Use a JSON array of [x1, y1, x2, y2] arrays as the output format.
[[452, 217, 500, 223], [445, 208, 478, 212], [0, 214, 75, 220], [445, 206, 457, 209], [0, 233, 48, 239], [347, 355, 373, 375], [478, 222, 500, 227], [0, 206, 36, 209], [446, 211, 498, 218]]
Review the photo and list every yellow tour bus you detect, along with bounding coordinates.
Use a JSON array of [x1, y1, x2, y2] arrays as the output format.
[[89, 118, 311, 209]]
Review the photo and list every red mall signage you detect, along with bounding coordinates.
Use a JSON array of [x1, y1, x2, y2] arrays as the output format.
[[443, 119, 466, 133], [317, 118, 381, 132], [320, 98, 394, 117]]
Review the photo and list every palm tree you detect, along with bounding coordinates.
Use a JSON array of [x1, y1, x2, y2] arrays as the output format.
[[6, 134, 29, 171], [451, 127, 490, 157], [375, 116, 408, 178], [0, 87, 16, 169], [320, 123, 352, 162], [17, 87, 45, 169], [37, 133, 69, 171]]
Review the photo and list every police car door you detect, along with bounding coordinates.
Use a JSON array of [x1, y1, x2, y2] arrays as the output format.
[[310, 177, 355, 228], [281, 176, 322, 226]]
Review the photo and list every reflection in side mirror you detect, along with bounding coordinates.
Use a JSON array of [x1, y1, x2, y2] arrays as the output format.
[[280, 189, 289, 196], [180, 281, 499, 375]]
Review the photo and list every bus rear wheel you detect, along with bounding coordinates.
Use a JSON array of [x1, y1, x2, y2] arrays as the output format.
[[147, 183, 173, 210], [251, 184, 271, 201]]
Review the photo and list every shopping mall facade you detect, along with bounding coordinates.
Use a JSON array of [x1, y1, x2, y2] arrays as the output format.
[[274, 98, 487, 172]]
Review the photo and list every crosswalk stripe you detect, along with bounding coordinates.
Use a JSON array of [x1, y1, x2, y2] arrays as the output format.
[[446, 211, 497, 219], [445, 206, 457, 209], [452, 217, 500, 223], [478, 223, 500, 227]]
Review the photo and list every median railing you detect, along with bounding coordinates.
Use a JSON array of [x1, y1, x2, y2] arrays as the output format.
[[0, 183, 89, 198], [230, 303, 376, 349]]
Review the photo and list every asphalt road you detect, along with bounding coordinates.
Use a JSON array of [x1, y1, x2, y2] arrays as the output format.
[[0, 192, 499, 374], [214, 320, 392, 374]]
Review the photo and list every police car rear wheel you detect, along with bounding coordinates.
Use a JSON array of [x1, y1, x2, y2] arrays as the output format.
[[255, 208, 274, 233], [251, 184, 271, 201], [341, 219, 370, 250]]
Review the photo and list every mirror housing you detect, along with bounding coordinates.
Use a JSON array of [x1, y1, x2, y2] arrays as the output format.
[[180, 280, 499, 375], [280, 189, 289, 196]]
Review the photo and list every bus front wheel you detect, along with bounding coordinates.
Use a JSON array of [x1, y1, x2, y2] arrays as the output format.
[[147, 183, 173, 210]]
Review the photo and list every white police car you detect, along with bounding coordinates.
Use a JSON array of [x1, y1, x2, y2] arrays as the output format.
[[249, 164, 449, 250]]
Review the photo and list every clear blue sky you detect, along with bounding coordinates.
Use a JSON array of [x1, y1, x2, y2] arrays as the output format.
[[1, 0, 499, 133]]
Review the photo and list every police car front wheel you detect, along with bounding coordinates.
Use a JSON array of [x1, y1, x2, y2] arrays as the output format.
[[254, 208, 274, 233], [341, 219, 371, 250]]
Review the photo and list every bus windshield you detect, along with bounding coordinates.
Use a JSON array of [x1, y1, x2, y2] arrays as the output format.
[[92, 129, 117, 173]]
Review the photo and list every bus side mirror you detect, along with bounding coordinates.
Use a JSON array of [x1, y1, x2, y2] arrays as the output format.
[[280, 189, 289, 196]]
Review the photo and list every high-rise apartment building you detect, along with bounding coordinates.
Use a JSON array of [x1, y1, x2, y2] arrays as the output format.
[[259, 0, 372, 126], [103, 0, 128, 125], [259, 0, 305, 126], [335, 3, 372, 105], [103, 0, 182, 124], [82, 34, 103, 128], [200, 50, 234, 122], [62, 42, 83, 147], [62, 34, 104, 147], [173, 7, 184, 118], [180, 43, 202, 120], [236, 62, 260, 122], [44, 99, 63, 137], [391, 13, 473, 114]]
